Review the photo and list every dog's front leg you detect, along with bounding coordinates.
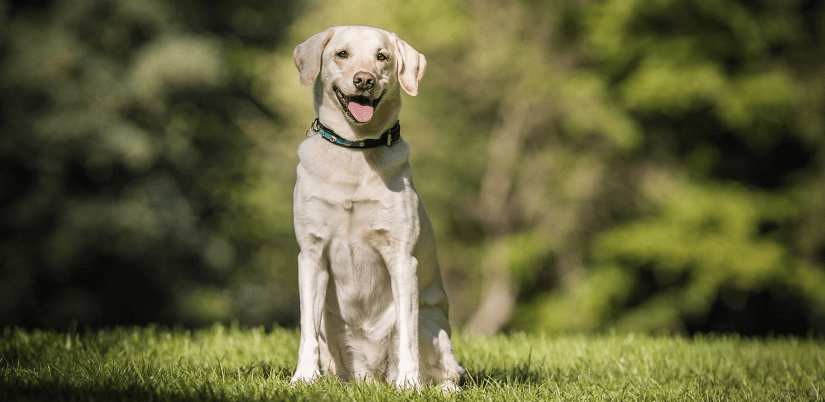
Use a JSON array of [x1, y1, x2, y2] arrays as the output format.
[[291, 248, 329, 385], [389, 255, 421, 390]]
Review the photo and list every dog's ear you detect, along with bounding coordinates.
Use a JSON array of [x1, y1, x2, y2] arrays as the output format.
[[392, 35, 426, 96], [294, 28, 336, 86]]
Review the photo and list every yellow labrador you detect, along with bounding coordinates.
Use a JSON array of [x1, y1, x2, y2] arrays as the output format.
[[290, 26, 463, 391]]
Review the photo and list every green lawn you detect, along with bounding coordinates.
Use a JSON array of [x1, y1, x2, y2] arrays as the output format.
[[1, 324, 823, 401]]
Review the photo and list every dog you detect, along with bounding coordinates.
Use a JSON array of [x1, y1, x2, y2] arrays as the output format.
[[290, 26, 464, 391]]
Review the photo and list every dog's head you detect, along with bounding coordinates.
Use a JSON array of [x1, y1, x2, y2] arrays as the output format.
[[294, 26, 426, 136]]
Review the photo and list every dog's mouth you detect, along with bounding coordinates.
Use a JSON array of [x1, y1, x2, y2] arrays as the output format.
[[334, 85, 385, 124]]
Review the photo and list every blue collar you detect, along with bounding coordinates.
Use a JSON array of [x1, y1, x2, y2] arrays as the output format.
[[308, 118, 401, 148]]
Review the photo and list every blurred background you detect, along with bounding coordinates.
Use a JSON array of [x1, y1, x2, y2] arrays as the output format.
[[1, 0, 824, 336]]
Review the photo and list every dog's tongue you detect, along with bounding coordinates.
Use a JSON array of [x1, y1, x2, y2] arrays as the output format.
[[348, 102, 374, 123]]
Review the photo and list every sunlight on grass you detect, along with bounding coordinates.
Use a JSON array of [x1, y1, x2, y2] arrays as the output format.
[[1, 325, 823, 401]]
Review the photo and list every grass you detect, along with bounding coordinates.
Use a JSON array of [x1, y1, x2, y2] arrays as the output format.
[[1, 324, 823, 401]]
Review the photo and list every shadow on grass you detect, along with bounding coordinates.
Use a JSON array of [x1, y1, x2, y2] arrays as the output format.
[[462, 350, 556, 388], [257, 362, 294, 381], [463, 365, 553, 388], [0, 362, 298, 402], [2, 382, 194, 402]]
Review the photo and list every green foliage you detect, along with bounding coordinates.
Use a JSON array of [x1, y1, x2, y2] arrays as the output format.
[[1, 325, 823, 401], [507, 0, 825, 334], [525, 176, 825, 333], [514, 265, 636, 333], [0, 0, 302, 327], [2, 0, 825, 336]]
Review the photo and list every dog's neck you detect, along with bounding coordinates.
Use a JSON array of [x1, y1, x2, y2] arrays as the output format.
[[310, 119, 401, 149]]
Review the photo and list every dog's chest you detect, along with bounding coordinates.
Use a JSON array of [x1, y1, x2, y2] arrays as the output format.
[[295, 138, 418, 251], [295, 141, 420, 325]]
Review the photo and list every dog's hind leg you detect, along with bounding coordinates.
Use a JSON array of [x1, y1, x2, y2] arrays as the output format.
[[418, 307, 464, 390]]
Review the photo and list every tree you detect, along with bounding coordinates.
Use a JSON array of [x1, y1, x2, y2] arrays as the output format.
[[0, 0, 300, 327], [509, 0, 825, 334], [3, 0, 824, 335]]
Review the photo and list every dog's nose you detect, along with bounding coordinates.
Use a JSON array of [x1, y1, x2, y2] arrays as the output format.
[[353, 72, 375, 90]]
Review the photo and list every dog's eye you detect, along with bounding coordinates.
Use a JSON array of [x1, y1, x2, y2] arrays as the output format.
[[336, 50, 349, 59], [377, 52, 388, 61]]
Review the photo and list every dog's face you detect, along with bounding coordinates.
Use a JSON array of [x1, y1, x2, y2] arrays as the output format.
[[294, 26, 426, 131]]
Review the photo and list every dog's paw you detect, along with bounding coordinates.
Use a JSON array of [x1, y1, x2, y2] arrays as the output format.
[[290, 367, 321, 386], [439, 379, 461, 393], [393, 373, 422, 392]]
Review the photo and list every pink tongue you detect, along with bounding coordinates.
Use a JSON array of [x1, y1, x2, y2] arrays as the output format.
[[348, 102, 374, 122]]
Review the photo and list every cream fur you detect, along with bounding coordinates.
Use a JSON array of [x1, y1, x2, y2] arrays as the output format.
[[290, 26, 463, 391]]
